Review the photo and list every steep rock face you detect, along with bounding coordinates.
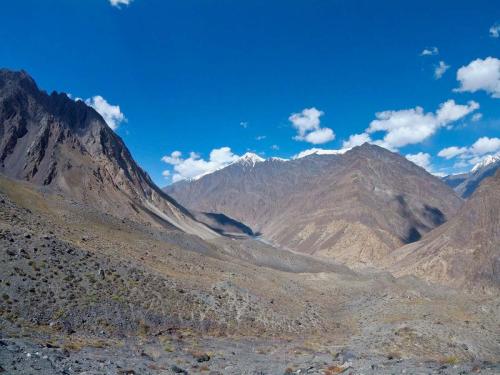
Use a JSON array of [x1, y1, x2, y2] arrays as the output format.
[[388, 170, 500, 293], [165, 144, 462, 267], [0, 69, 216, 239]]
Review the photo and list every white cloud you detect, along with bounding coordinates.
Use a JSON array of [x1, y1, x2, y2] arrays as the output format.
[[289, 107, 335, 144], [471, 113, 483, 122], [435, 100, 479, 123], [455, 57, 500, 98], [453, 159, 470, 169], [434, 61, 450, 79], [210, 147, 239, 164], [406, 152, 432, 170], [302, 127, 335, 144], [271, 144, 280, 150], [255, 135, 266, 141], [470, 137, 500, 155], [240, 121, 248, 128], [161, 150, 182, 165], [161, 147, 240, 182], [369, 139, 396, 151], [420, 47, 439, 56], [366, 100, 479, 149], [437, 146, 468, 159], [342, 133, 372, 149], [85, 95, 126, 130], [289, 107, 322, 136], [437, 137, 500, 171], [490, 24, 500, 38], [161, 170, 171, 179], [323, 100, 478, 155], [368, 107, 435, 149], [109, 0, 133, 8], [406, 152, 447, 176]]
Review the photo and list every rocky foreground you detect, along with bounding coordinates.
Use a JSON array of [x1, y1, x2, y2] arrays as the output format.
[[0, 175, 499, 374], [2, 334, 500, 375]]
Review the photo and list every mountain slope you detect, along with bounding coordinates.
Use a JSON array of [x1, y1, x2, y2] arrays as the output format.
[[0, 69, 216, 239], [443, 155, 500, 198], [388, 169, 500, 293], [165, 144, 463, 267]]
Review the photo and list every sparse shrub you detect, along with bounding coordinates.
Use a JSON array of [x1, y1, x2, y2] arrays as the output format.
[[53, 308, 65, 319], [441, 355, 459, 365], [159, 335, 174, 352], [138, 321, 150, 336], [62, 337, 109, 351], [111, 294, 127, 303]]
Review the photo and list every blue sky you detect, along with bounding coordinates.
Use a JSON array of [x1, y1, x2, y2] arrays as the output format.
[[0, 0, 499, 184]]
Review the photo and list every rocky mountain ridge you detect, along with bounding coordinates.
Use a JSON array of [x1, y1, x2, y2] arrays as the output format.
[[165, 143, 463, 268], [0, 69, 216, 239]]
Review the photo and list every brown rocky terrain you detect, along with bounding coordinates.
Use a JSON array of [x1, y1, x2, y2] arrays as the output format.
[[387, 169, 500, 294], [1, 174, 499, 374], [0, 69, 215, 240], [165, 145, 463, 268]]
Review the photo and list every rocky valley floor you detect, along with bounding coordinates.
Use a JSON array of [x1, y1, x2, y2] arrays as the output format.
[[2, 334, 500, 375], [1, 176, 499, 374]]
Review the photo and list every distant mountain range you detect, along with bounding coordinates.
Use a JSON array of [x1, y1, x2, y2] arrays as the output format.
[[165, 144, 463, 268], [0, 69, 216, 239], [442, 155, 500, 198]]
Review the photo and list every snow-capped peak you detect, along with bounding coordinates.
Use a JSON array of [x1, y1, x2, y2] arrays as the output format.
[[234, 152, 265, 167], [471, 155, 500, 173], [293, 148, 347, 159], [268, 157, 289, 162]]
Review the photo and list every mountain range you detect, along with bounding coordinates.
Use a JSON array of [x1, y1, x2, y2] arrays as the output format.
[[1, 69, 498, 290], [165, 145, 463, 268], [443, 155, 500, 198]]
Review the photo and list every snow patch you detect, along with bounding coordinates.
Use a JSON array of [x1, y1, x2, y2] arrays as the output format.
[[233, 152, 265, 167], [471, 155, 500, 173], [293, 148, 347, 159]]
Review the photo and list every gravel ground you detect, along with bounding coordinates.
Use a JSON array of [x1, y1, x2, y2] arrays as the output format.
[[2, 336, 499, 375]]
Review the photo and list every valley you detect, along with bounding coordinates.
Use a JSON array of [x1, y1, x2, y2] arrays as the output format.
[[1, 174, 499, 374], [0, 69, 499, 374]]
